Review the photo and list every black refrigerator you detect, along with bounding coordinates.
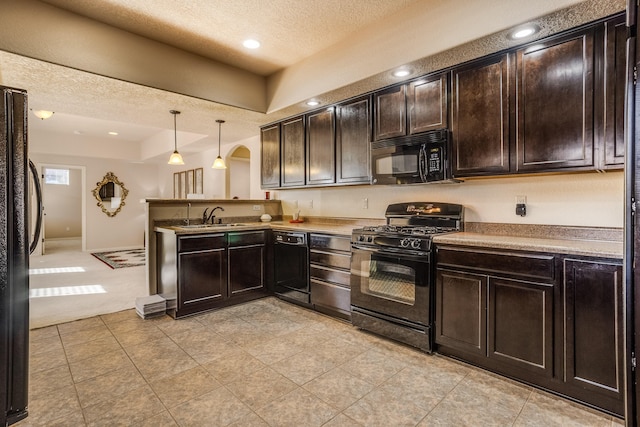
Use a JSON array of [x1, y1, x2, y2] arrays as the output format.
[[0, 86, 30, 426]]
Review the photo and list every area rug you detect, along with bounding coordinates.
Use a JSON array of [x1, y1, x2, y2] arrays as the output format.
[[91, 248, 146, 269]]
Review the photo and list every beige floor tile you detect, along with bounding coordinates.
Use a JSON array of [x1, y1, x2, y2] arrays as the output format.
[[75, 364, 147, 408], [226, 411, 270, 427], [29, 364, 74, 397], [245, 336, 305, 365], [133, 411, 178, 427], [339, 349, 407, 386], [149, 366, 222, 408], [279, 326, 335, 350], [302, 367, 374, 410], [57, 316, 106, 335], [29, 334, 63, 356], [255, 388, 338, 427], [29, 346, 67, 374], [83, 385, 165, 426], [168, 387, 251, 427], [63, 335, 122, 364], [68, 348, 132, 383], [343, 387, 429, 427], [514, 391, 613, 427], [14, 409, 86, 427], [59, 325, 113, 347], [201, 348, 266, 384], [419, 370, 532, 426], [271, 349, 336, 385], [25, 383, 82, 427], [29, 325, 60, 341], [100, 308, 139, 325], [170, 328, 233, 363], [311, 336, 368, 365], [322, 413, 365, 427], [111, 322, 168, 348], [155, 316, 207, 337], [226, 367, 298, 410], [125, 336, 199, 382]]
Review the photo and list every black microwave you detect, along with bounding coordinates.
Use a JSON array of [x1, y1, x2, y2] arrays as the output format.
[[371, 129, 452, 185]]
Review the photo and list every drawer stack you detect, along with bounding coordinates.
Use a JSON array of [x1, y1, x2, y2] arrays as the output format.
[[309, 233, 351, 320]]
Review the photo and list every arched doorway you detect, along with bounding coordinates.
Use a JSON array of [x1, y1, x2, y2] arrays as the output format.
[[226, 145, 250, 199]]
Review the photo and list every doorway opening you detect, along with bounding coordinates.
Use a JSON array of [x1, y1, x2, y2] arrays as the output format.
[[36, 164, 86, 255], [226, 145, 250, 199]]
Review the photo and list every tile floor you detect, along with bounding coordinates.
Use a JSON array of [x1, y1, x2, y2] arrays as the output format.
[[18, 297, 624, 427]]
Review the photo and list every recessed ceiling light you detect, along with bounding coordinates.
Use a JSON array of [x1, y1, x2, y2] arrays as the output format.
[[73, 130, 83, 135], [393, 69, 411, 78], [510, 25, 539, 39], [306, 100, 320, 106], [108, 131, 118, 136], [243, 39, 261, 49]]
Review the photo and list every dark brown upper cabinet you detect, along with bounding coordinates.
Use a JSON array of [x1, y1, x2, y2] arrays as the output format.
[[306, 107, 336, 186], [374, 85, 406, 140], [336, 96, 371, 184], [374, 73, 448, 141], [281, 116, 306, 187], [451, 54, 513, 177], [408, 73, 448, 134], [602, 14, 626, 168], [515, 30, 596, 172], [260, 124, 280, 189]]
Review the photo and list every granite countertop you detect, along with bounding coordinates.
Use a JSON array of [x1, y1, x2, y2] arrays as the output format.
[[154, 220, 364, 236], [433, 232, 623, 259]]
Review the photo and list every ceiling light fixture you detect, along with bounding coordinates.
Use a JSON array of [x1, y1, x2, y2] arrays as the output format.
[[510, 25, 539, 39], [32, 110, 54, 120], [393, 69, 411, 78], [212, 119, 227, 169], [306, 100, 320, 107], [108, 131, 119, 136], [243, 39, 261, 49], [167, 110, 184, 165]]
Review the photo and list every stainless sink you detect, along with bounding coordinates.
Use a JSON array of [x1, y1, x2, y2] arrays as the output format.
[[180, 223, 246, 229]]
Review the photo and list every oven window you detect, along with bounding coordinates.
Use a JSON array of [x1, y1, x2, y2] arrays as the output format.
[[361, 259, 416, 305], [375, 154, 418, 175]]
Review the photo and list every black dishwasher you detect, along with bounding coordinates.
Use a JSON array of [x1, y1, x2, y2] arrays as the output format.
[[273, 230, 310, 306]]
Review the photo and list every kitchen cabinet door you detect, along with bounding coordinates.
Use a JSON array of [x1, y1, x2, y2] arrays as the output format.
[[306, 107, 336, 186], [516, 30, 595, 172], [281, 116, 305, 187], [179, 248, 227, 308], [564, 259, 623, 414], [435, 268, 487, 356], [602, 15, 626, 168], [228, 231, 267, 295], [451, 54, 512, 176], [374, 84, 406, 140], [336, 96, 371, 184], [408, 73, 447, 134], [488, 277, 554, 377], [260, 124, 280, 188]]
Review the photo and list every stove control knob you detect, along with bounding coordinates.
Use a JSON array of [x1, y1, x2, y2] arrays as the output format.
[[411, 240, 421, 249], [400, 239, 410, 247], [367, 236, 373, 242], [358, 235, 365, 241]]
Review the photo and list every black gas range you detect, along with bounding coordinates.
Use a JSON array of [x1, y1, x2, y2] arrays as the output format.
[[350, 202, 463, 352]]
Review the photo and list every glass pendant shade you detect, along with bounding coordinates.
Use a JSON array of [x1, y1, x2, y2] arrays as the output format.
[[168, 110, 184, 165], [212, 119, 227, 169]]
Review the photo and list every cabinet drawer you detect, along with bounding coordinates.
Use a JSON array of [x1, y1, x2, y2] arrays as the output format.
[[228, 230, 266, 247], [178, 234, 226, 252], [310, 279, 351, 313], [437, 247, 555, 281], [310, 265, 350, 287], [309, 250, 351, 270], [309, 233, 351, 252]]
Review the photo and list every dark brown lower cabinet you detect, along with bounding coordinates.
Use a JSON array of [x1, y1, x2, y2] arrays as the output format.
[[564, 259, 624, 414], [157, 230, 269, 318], [435, 245, 623, 417], [309, 233, 351, 320]]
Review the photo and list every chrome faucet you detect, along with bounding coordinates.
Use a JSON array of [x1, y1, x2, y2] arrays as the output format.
[[204, 206, 225, 224], [185, 202, 191, 225]]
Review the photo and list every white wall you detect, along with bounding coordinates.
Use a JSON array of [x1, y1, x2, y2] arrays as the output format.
[[272, 171, 624, 228], [43, 167, 82, 239], [30, 153, 160, 251]]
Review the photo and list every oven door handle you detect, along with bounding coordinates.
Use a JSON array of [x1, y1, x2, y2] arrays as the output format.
[[351, 244, 430, 259], [418, 144, 427, 182]]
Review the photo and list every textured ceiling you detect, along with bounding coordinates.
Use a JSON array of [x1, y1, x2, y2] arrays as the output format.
[[39, 0, 422, 76]]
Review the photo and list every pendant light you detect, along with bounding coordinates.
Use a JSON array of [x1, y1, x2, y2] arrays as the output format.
[[167, 110, 184, 165], [212, 119, 227, 169]]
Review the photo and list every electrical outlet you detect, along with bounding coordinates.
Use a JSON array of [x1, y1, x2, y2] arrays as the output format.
[[515, 195, 527, 217], [303, 200, 313, 209], [363, 198, 368, 209], [252, 205, 261, 211]]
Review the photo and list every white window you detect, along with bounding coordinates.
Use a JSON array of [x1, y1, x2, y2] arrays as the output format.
[[44, 168, 69, 185]]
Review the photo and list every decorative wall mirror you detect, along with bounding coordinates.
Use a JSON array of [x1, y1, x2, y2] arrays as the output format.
[[92, 172, 129, 217]]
